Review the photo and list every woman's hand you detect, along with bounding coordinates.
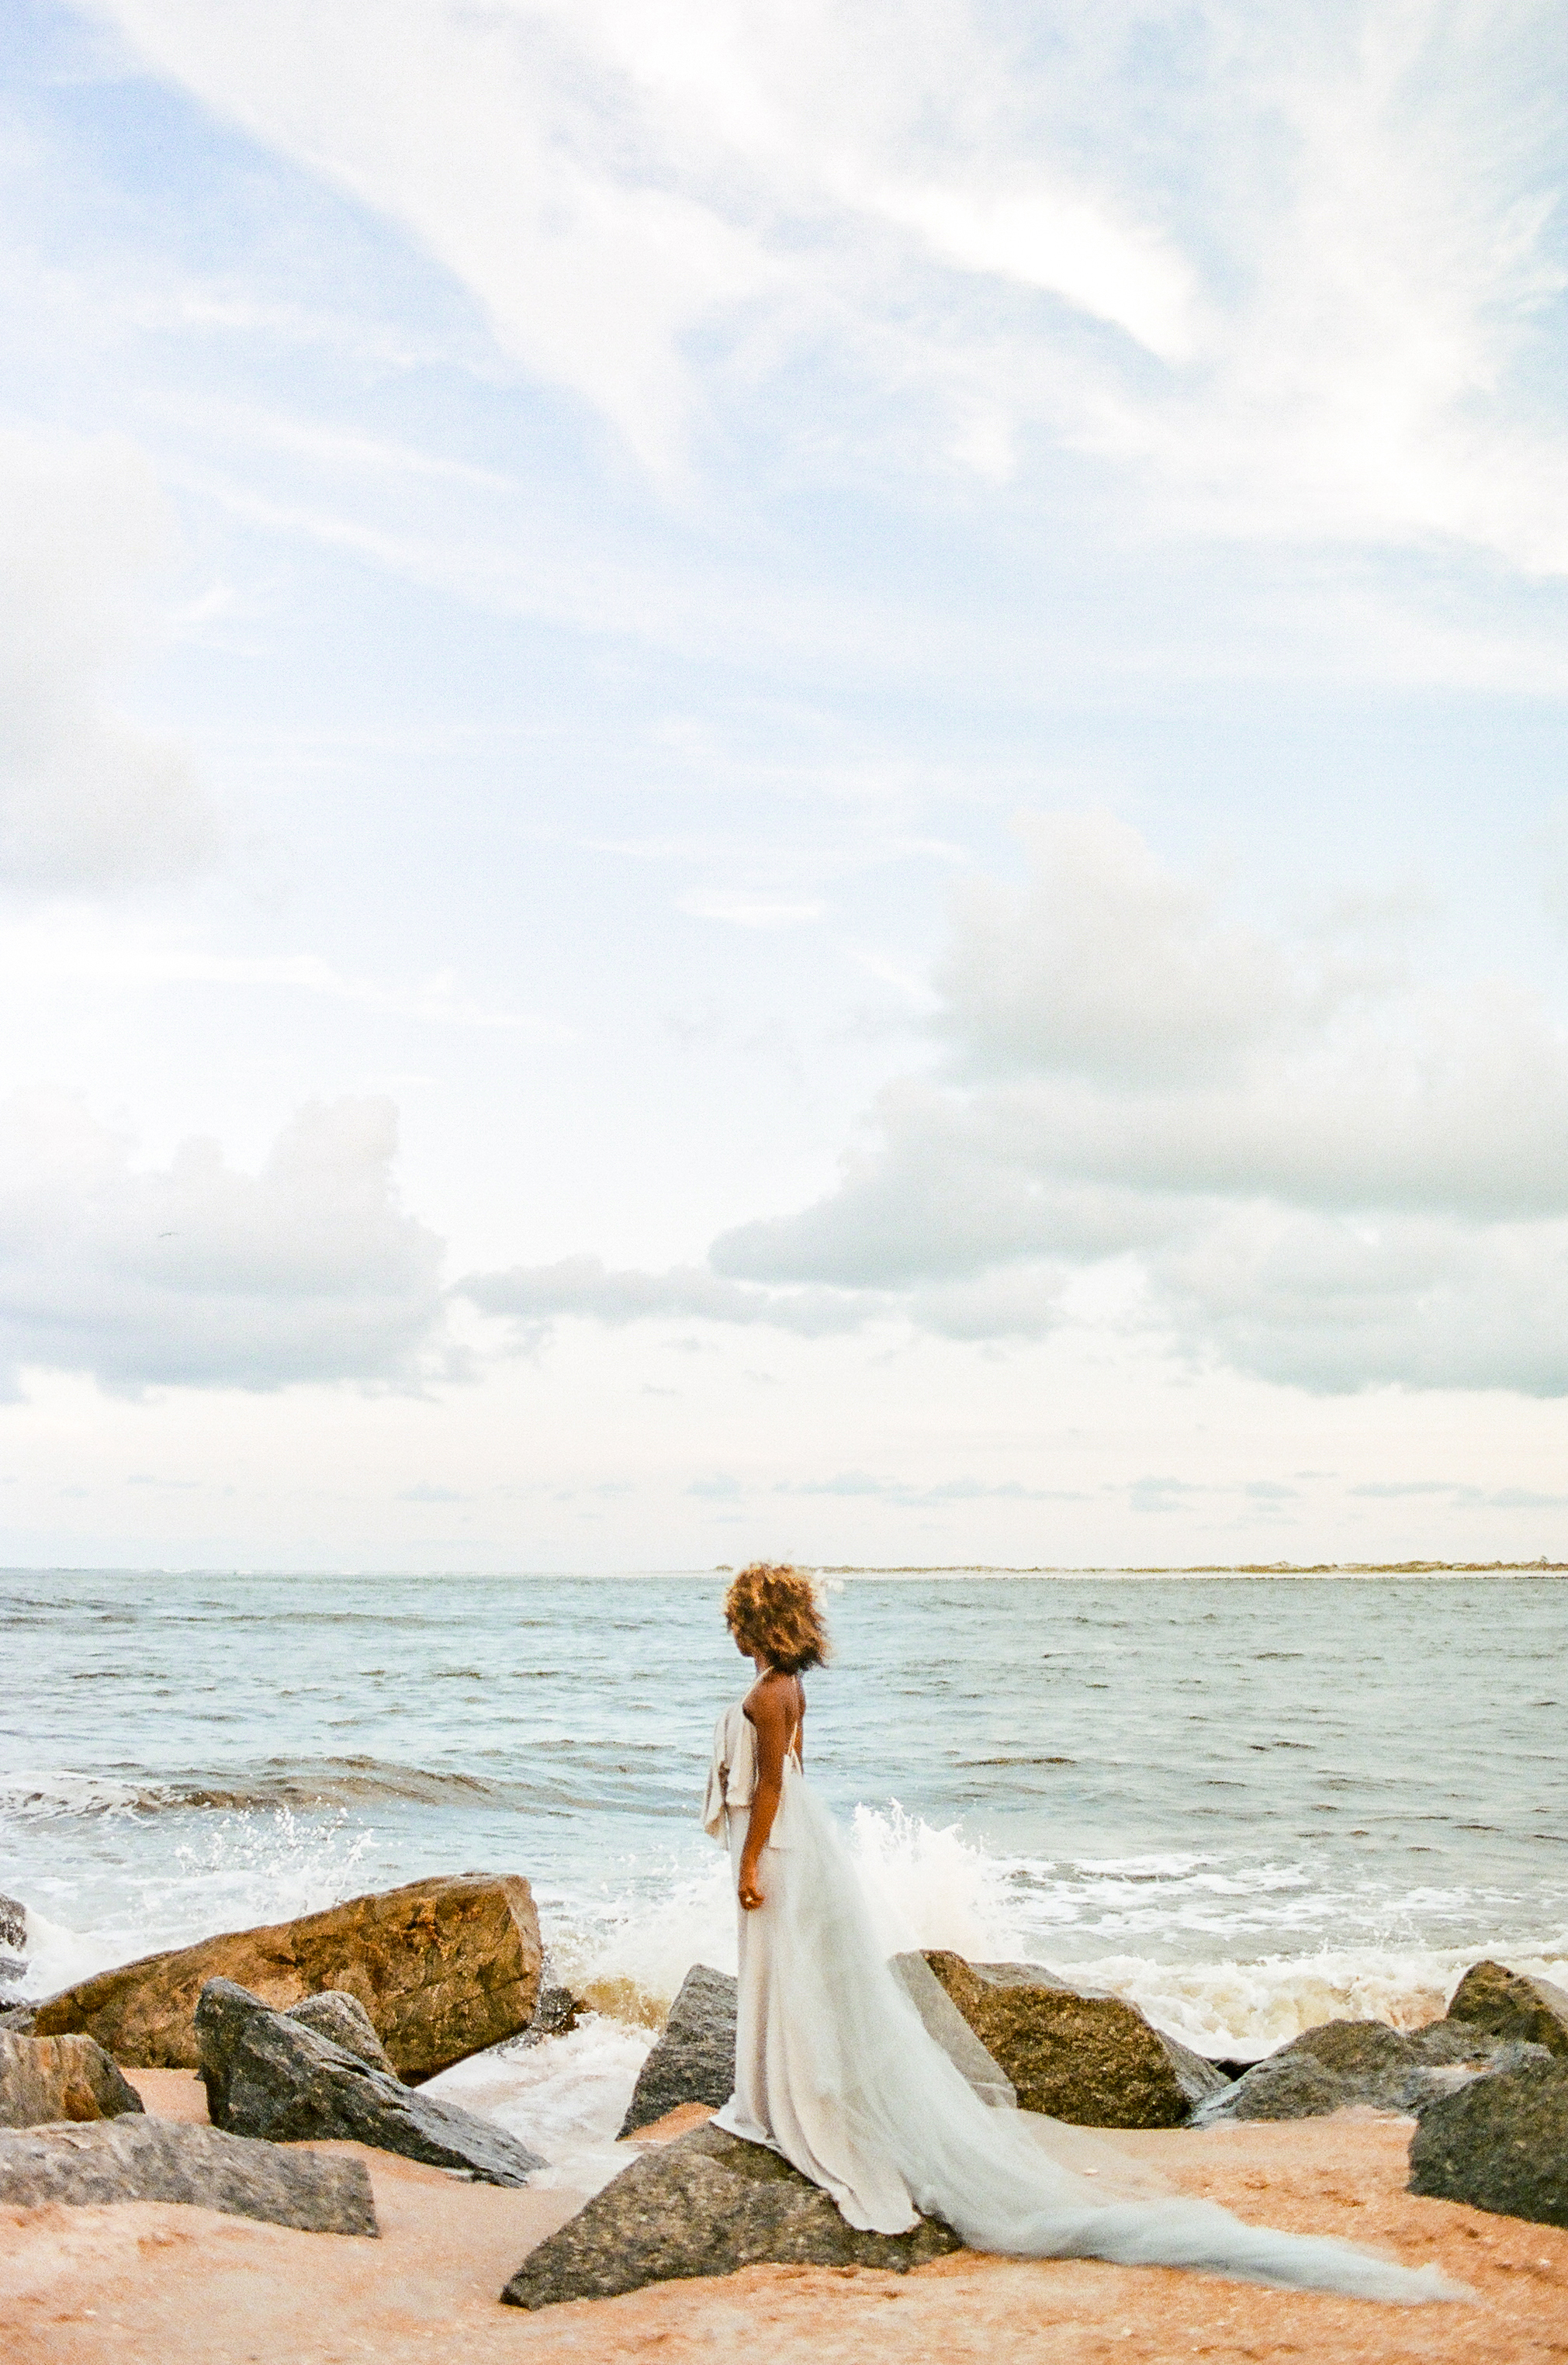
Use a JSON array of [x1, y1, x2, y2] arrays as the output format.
[[738, 1857, 765, 1911]]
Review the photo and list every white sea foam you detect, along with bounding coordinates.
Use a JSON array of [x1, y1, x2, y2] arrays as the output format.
[[541, 1806, 1568, 2067], [424, 2017, 653, 2192], [0, 1771, 146, 1820], [9, 1806, 379, 2000], [1082, 1943, 1568, 2059]]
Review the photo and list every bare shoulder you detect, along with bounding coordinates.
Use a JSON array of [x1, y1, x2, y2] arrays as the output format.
[[742, 1669, 802, 1727]]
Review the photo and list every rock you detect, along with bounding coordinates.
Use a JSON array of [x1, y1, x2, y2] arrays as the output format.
[[1192, 2048, 1349, 2124], [0, 2115, 376, 2235], [619, 1965, 737, 2137], [0, 2006, 36, 2034], [0, 2031, 145, 2128], [890, 1955, 1016, 2107], [1408, 2055, 1568, 2227], [1190, 2016, 1549, 2124], [922, 1953, 1228, 2128], [1445, 1962, 1568, 2058], [0, 1894, 24, 1959], [527, 1985, 580, 2042], [196, 1978, 543, 2186], [500, 2121, 961, 2309], [286, 1989, 398, 2076], [28, 1872, 542, 2078]]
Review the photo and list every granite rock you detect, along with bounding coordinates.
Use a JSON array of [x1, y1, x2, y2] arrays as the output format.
[[0, 2114, 376, 2235], [618, 1965, 737, 2137], [1445, 1962, 1568, 2059], [922, 1953, 1228, 2128], [286, 1989, 398, 2076], [196, 1976, 543, 2185], [0, 2030, 145, 2128], [501, 2121, 961, 2308], [1408, 2055, 1568, 2227], [0, 1893, 24, 1959], [27, 1872, 542, 2077]]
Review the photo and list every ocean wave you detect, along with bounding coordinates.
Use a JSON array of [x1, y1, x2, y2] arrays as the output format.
[[0, 1760, 534, 1817], [538, 1808, 1568, 2062], [1075, 1942, 1568, 2060]]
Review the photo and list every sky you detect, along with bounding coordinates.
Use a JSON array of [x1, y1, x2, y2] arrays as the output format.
[[3, 0, 1568, 1572]]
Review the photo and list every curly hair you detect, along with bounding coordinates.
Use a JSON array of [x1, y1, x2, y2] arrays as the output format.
[[723, 1562, 830, 1675]]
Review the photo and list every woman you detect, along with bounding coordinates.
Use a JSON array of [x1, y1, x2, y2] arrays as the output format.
[[702, 1562, 1463, 2305]]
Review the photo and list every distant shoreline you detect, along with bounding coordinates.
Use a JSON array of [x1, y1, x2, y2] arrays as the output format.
[[807, 1559, 1568, 1576]]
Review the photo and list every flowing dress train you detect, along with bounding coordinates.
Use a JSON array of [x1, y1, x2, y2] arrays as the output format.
[[701, 1699, 1465, 2304]]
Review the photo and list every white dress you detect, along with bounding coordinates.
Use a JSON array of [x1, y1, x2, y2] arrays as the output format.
[[703, 1696, 1464, 2304]]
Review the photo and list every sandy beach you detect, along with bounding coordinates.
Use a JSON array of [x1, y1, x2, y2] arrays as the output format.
[[0, 2073, 1563, 2365]]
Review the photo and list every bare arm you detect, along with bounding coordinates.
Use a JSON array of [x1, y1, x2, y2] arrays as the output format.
[[736, 1678, 797, 1910]]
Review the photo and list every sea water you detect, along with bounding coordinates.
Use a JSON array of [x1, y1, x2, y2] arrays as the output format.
[[4, 1570, 1564, 2185]]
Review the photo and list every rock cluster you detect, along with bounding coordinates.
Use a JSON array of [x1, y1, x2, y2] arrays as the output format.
[[1192, 2016, 1548, 2124], [196, 1976, 544, 2184], [922, 1952, 1228, 2128], [27, 1872, 542, 2078], [0, 2115, 377, 2235], [501, 2121, 961, 2309], [0, 2030, 146, 2128]]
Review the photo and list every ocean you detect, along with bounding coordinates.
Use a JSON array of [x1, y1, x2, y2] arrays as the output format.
[[4, 1569, 1564, 2188]]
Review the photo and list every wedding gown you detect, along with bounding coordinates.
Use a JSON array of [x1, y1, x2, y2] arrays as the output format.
[[701, 1699, 1464, 2304]]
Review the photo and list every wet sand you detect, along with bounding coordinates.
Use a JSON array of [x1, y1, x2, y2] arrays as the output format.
[[0, 2073, 1563, 2364]]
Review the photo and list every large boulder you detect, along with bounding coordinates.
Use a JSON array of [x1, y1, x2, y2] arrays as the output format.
[[27, 1872, 542, 2077], [618, 1965, 736, 2137], [196, 1977, 543, 2186], [922, 1954, 1227, 2128], [0, 2115, 376, 2236], [1445, 1962, 1568, 2058], [501, 2121, 961, 2309], [1409, 2056, 1568, 2227], [0, 2030, 145, 2128], [1191, 2017, 1548, 2124], [286, 1989, 397, 2076]]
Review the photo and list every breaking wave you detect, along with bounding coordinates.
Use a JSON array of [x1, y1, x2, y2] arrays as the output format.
[[1, 1760, 538, 1818]]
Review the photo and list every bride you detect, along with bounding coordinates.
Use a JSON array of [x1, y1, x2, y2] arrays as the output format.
[[701, 1563, 1463, 2305]]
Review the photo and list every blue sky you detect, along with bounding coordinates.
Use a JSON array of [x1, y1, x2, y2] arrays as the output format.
[[3, 0, 1568, 1570]]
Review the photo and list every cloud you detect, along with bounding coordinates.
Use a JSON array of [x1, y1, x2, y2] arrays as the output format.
[[85, 2, 1568, 566], [458, 1255, 874, 1341], [678, 892, 826, 929], [0, 1093, 449, 1392], [0, 430, 219, 887], [488, 811, 1568, 1395], [774, 1471, 1082, 1505], [0, 909, 550, 1034]]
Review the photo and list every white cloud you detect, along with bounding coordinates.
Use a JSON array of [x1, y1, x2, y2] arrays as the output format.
[[459, 1254, 871, 1342], [84, 1, 1568, 568], [0, 431, 219, 887], [494, 811, 1568, 1394], [0, 909, 551, 1034], [937, 813, 1291, 1086], [0, 1093, 450, 1392]]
